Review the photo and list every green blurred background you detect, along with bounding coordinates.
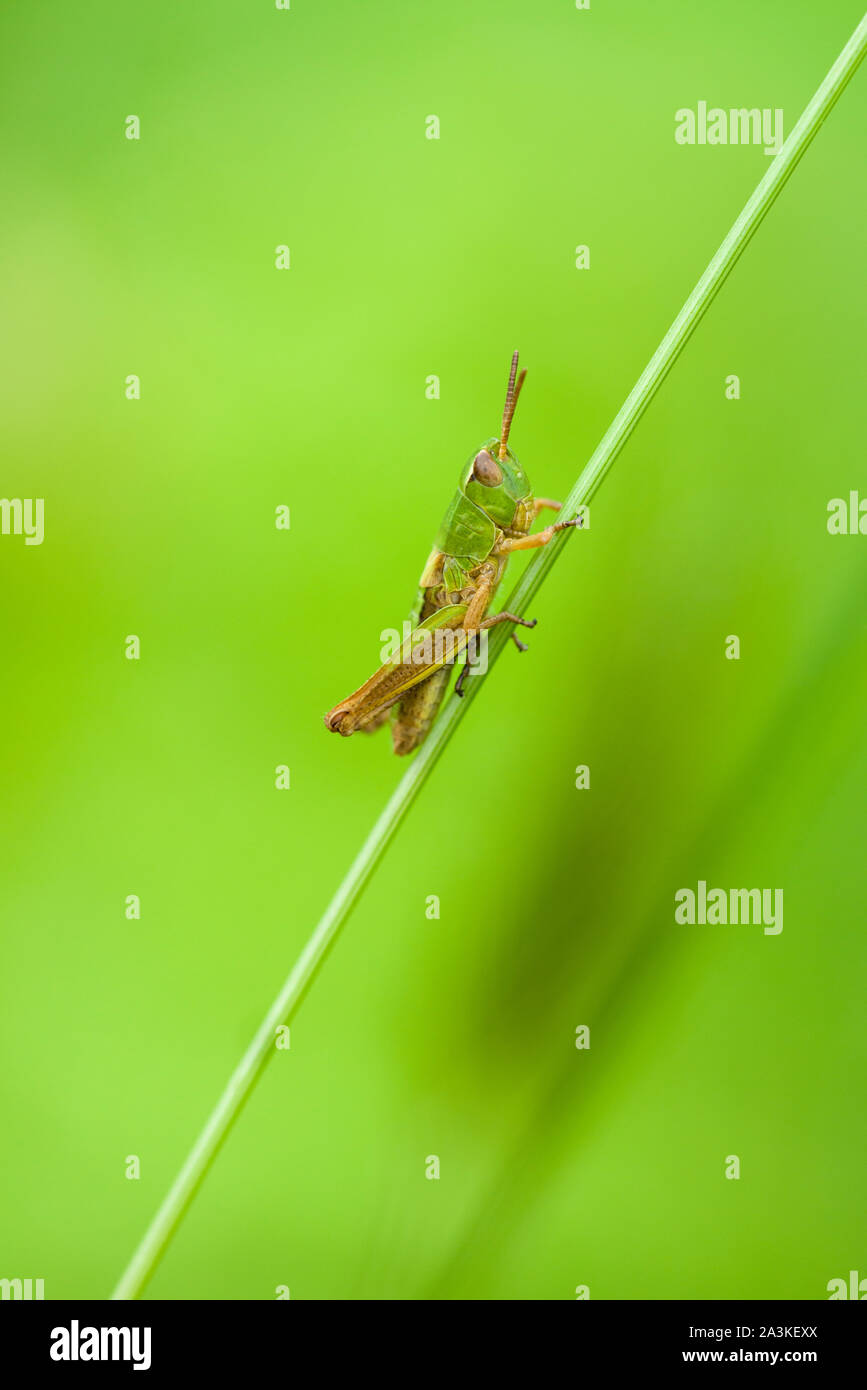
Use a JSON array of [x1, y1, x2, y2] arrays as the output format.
[[1, 0, 865, 1300]]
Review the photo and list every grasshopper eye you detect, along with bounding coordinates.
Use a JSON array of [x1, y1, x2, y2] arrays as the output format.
[[472, 449, 503, 487]]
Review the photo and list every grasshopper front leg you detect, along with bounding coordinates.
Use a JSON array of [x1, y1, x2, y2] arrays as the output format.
[[495, 513, 583, 553]]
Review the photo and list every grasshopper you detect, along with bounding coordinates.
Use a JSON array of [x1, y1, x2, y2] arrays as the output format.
[[325, 351, 582, 754]]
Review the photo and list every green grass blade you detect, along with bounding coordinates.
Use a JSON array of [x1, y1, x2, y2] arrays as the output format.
[[112, 12, 867, 1300]]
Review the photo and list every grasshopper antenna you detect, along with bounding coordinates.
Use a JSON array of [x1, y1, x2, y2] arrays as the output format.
[[499, 350, 527, 459]]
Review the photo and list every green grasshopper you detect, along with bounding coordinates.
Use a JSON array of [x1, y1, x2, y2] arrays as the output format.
[[325, 351, 582, 754]]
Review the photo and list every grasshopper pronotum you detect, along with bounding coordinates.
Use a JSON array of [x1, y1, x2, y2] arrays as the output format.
[[325, 352, 582, 754]]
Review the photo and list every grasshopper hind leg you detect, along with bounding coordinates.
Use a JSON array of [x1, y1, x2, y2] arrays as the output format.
[[391, 665, 454, 756]]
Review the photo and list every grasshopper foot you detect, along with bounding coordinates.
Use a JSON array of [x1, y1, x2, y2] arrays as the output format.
[[553, 513, 584, 533], [510, 618, 537, 652]]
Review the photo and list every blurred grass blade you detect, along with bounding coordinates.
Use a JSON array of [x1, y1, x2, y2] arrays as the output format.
[[112, 13, 867, 1300]]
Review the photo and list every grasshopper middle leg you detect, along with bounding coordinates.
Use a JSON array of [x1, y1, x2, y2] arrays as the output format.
[[455, 610, 538, 697]]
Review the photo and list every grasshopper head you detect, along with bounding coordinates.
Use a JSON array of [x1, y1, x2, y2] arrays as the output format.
[[463, 438, 531, 528], [462, 351, 532, 528]]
